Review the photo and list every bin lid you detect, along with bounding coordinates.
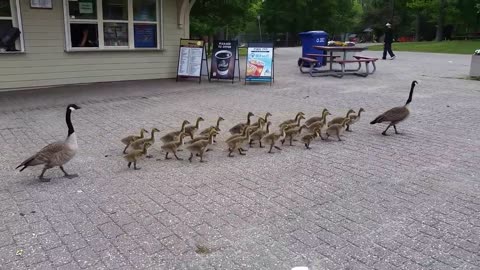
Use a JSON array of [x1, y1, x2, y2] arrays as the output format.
[[299, 31, 328, 36]]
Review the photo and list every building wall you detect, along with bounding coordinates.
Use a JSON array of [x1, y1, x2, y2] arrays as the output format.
[[0, 0, 187, 90]]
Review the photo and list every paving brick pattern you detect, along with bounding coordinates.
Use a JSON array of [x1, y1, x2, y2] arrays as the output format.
[[0, 48, 479, 269]]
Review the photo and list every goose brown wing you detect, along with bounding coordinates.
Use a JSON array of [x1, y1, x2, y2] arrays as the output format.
[[20, 141, 66, 167], [380, 106, 409, 122]]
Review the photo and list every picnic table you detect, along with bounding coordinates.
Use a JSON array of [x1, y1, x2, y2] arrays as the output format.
[[298, 45, 378, 78]]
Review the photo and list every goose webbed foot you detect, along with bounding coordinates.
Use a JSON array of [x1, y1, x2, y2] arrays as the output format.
[[60, 166, 78, 179], [240, 148, 247, 152], [305, 143, 312, 149], [39, 177, 51, 182], [381, 131, 388, 136], [165, 153, 171, 160], [134, 162, 141, 170], [174, 153, 183, 160], [145, 155, 153, 159], [238, 149, 246, 155], [228, 151, 234, 157], [205, 148, 213, 152], [274, 146, 282, 150]]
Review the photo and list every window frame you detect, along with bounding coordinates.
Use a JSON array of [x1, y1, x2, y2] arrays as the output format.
[[63, 0, 163, 52], [0, 0, 25, 53]]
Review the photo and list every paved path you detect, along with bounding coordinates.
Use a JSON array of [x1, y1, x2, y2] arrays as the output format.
[[0, 47, 479, 270]]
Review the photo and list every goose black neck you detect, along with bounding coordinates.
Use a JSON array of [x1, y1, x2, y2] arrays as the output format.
[[66, 108, 74, 136], [405, 82, 416, 105]]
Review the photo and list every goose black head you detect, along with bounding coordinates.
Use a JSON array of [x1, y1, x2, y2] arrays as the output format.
[[67, 104, 81, 111]]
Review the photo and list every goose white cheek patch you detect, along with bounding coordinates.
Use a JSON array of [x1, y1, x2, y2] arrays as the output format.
[[69, 107, 76, 111]]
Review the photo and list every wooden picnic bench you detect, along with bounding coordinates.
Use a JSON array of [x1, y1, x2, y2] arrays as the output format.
[[298, 54, 340, 77]]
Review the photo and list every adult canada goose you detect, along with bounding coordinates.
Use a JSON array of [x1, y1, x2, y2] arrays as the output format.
[[124, 142, 152, 170], [301, 128, 321, 149], [121, 128, 149, 154], [346, 108, 365, 131], [261, 126, 287, 154], [184, 117, 205, 139], [160, 120, 190, 143], [186, 130, 218, 162], [279, 112, 305, 127], [326, 118, 351, 141], [16, 104, 81, 182], [327, 109, 356, 127], [160, 133, 188, 160], [305, 109, 330, 126], [229, 112, 254, 135], [370, 80, 418, 135]]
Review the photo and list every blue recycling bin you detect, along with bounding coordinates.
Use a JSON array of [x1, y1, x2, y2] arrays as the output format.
[[298, 31, 329, 67]]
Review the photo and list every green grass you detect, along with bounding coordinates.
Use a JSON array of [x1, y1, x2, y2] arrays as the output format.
[[368, 40, 480, 55]]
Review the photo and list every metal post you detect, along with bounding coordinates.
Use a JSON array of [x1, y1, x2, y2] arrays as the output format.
[[257, 15, 262, 42]]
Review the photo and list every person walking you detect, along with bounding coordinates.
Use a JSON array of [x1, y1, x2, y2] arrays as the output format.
[[382, 23, 396, 60]]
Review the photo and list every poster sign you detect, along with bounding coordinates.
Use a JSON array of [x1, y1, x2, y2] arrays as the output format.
[[210, 40, 237, 80], [30, 0, 53, 9], [134, 24, 157, 48], [79, 1, 94, 14], [245, 42, 274, 83], [177, 39, 206, 80]]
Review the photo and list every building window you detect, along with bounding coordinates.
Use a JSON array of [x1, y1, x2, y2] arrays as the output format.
[[64, 0, 162, 51], [0, 0, 24, 53]]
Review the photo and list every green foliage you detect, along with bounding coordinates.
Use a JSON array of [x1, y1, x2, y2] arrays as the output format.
[[368, 40, 480, 54]]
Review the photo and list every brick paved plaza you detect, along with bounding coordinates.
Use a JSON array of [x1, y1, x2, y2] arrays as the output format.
[[0, 48, 479, 269]]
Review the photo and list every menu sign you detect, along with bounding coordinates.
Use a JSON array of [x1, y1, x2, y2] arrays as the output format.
[[210, 40, 237, 80], [245, 42, 274, 83], [177, 39, 205, 78]]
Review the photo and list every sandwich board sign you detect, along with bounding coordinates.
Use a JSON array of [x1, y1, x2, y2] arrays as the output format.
[[209, 40, 241, 83], [245, 42, 274, 85], [176, 39, 209, 83]]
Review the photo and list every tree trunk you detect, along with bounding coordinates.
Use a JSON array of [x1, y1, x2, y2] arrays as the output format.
[[415, 12, 421, 41], [435, 0, 446, 41]]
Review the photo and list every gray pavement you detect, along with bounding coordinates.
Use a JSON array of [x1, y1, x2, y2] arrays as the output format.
[[0, 47, 479, 270]]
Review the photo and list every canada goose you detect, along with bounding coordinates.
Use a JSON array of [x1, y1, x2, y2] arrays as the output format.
[[261, 126, 287, 154], [346, 108, 365, 131], [248, 117, 266, 134], [199, 116, 224, 143], [370, 80, 418, 135], [305, 109, 330, 126], [249, 121, 271, 148], [229, 112, 254, 135], [124, 142, 152, 170], [250, 112, 271, 130], [184, 117, 205, 139], [281, 124, 307, 146], [278, 112, 305, 127], [186, 130, 218, 162], [301, 128, 321, 149], [127, 128, 160, 157], [227, 128, 253, 157], [327, 109, 356, 127], [160, 133, 188, 160], [160, 120, 190, 143], [188, 126, 218, 144], [280, 114, 305, 130], [199, 117, 224, 135], [16, 104, 81, 182], [304, 121, 326, 140], [326, 118, 351, 141], [120, 128, 149, 154]]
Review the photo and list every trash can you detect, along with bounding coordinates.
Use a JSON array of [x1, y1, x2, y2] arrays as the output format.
[[298, 31, 329, 67]]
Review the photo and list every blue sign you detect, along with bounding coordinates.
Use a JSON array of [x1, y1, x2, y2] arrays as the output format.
[[134, 24, 156, 48]]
